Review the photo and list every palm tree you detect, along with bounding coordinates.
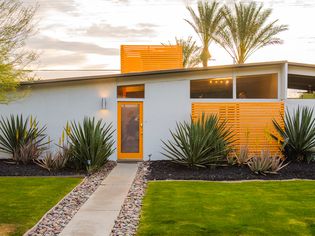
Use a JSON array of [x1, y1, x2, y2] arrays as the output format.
[[185, 0, 222, 67], [162, 36, 201, 68], [216, 2, 288, 64]]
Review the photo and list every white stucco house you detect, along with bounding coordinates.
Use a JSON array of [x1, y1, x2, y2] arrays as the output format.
[[1, 50, 315, 161]]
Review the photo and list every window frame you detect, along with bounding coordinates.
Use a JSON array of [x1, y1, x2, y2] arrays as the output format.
[[190, 77, 234, 99], [286, 73, 315, 100], [117, 84, 145, 99], [190, 73, 280, 101]]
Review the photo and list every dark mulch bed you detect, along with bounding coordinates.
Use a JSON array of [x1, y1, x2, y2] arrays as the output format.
[[0, 159, 85, 176], [148, 160, 315, 181]]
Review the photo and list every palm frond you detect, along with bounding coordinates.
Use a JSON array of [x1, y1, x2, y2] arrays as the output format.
[[216, 2, 288, 63], [185, 1, 223, 67]]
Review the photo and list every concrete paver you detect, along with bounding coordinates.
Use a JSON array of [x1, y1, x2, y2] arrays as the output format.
[[60, 163, 138, 236]]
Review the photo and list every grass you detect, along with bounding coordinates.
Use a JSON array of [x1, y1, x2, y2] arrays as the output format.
[[137, 181, 315, 236], [0, 177, 81, 236]]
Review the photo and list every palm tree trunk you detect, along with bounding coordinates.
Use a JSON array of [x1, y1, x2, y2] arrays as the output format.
[[201, 46, 210, 67]]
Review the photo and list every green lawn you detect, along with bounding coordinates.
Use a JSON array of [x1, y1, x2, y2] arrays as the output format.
[[137, 181, 315, 236], [0, 177, 81, 236]]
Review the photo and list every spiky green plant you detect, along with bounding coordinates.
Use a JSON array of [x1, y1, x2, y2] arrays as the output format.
[[185, 0, 223, 67], [215, 2, 288, 64], [161, 114, 234, 168], [0, 114, 48, 163], [67, 117, 115, 173], [271, 106, 315, 162]]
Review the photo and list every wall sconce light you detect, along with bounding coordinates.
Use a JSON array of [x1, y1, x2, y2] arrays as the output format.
[[101, 97, 107, 110]]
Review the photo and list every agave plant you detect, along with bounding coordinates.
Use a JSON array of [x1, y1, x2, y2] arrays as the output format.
[[0, 114, 48, 163], [36, 146, 70, 172], [67, 117, 115, 173], [247, 150, 289, 175], [161, 114, 234, 168], [271, 106, 315, 162], [35, 152, 56, 172], [232, 145, 252, 165]]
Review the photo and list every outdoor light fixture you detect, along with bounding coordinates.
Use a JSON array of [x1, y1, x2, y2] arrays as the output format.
[[101, 97, 107, 110]]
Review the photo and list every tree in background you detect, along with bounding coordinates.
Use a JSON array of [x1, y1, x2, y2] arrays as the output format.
[[163, 36, 201, 68], [0, 0, 37, 104], [216, 2, 288, 64], [185, 0, 222, 67]]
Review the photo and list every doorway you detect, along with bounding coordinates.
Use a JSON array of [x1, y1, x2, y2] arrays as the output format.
[[117, 101, 143, 160]]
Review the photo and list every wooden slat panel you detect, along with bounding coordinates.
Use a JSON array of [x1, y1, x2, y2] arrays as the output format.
[[121, 45, 183, 73], [192, 102, 284, 155]]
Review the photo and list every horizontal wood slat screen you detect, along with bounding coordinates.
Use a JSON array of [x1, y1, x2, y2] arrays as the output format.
[[121, 45, 183, 73], [192, 102, 285, 155]]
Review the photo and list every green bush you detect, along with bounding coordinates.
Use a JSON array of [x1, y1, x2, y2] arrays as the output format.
[[0, 114, 48, 163], [161, 114, 234, 168], [272, 106, 315, 162], [67, 117, 115, 173]]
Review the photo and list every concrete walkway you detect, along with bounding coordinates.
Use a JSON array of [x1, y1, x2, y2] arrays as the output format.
[[60, 163, 138, 236]]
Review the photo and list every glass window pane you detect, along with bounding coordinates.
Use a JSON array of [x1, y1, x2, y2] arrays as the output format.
[[190, 78, 233, 98], [121, 104, 139, 153], [117, 84, 144, 98], [236, 74, 278, 99], [287, 74, 315, 99]]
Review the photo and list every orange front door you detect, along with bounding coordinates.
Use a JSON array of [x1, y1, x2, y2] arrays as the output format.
[[117, 101, 143, 160]]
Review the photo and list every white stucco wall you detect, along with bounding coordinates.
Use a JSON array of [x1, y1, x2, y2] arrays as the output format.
[[143, 79, 190, 160], [285, 100, 315, 117], [0, 79, 118, 159], [1, 62, 314, 161]]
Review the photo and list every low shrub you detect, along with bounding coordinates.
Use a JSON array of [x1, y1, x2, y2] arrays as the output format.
[[161, 114, 234, 168], [247, 150, 288, 175], [272, 106, 315, 162], [0, 114, 48, 163], [230, 145, 252, 165], [35, 152, 55, 172], [15, 142, 43, 164], [35, 145, 70, 172], [67, 117, 115, 173]]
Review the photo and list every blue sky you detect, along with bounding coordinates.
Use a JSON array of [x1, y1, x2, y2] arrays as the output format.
[[24, 0, 315, 70]]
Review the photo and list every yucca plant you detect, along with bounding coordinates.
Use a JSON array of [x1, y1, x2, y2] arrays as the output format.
[[67, 117, 115, 173], [0, 114, 48, 163], [161, 114, 234, 168], [271, 106, 315, 162]]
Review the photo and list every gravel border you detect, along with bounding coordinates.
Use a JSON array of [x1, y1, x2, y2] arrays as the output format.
[[24, 161, 117, 236], [148, 160, 315, 181], [110, 161, 149, 236]]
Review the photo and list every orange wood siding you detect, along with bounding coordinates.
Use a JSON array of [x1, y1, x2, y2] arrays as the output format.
[[120, 45, 183, 73], [192, 102, 285, 155]]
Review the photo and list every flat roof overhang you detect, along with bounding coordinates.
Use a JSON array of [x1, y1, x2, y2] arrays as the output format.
[[21, 60, 315, 86]]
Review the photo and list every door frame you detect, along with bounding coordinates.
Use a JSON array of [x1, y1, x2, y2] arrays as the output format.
[[117, 101, 143, 160]]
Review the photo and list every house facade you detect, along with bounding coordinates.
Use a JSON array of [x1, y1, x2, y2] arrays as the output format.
[[0, 60, 315, 161]]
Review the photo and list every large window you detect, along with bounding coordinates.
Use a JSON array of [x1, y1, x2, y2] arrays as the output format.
[[117, 84, 144, 98], [287, 74, 315, 99], [190, 77, 233, 99], [236, 74, 278, 99]]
